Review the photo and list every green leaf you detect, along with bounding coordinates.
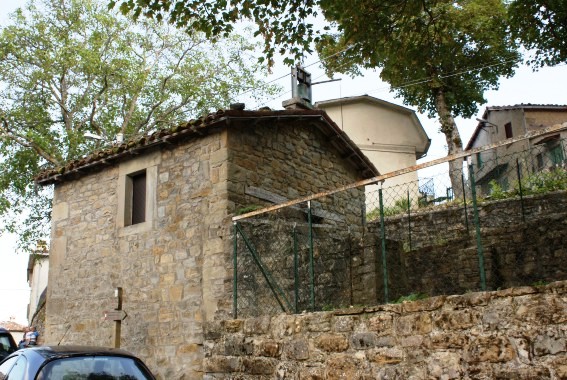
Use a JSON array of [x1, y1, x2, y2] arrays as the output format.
[[0, 0, 281, 251]]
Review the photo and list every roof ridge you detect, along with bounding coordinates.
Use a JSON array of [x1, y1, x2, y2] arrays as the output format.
[[35, 108, 380, 185]]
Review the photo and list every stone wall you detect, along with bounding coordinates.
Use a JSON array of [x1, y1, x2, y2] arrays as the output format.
[[373, 189, 567, 249], [227, 120, 367, 317], [45, 119, 370, 379], [46, 134, 231, 379], [361, 190, 567, 304], [227, 120, 366, 224], [231, 190, 567, 312], [204, 281, 567, 379], [234, 218, 360, 317]]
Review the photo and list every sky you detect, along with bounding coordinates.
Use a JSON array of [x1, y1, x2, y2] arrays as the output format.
[[1, 0, 567, 325]]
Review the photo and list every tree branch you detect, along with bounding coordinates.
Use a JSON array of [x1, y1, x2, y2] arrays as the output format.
[[0, 116, 61, 165]]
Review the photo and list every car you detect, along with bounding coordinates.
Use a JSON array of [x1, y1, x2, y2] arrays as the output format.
[[0, 328, 17, 362], [0, 345, 156, 379]]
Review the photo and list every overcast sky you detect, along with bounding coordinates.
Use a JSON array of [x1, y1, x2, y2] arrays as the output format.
[[1, 0, 567, 325]]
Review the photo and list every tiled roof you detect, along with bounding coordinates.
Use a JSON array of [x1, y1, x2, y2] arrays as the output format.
[[35, 108, 379, 185], [0, 320, 26, 331], [466, 104, 567, 149], [485, 104, 567, 112]]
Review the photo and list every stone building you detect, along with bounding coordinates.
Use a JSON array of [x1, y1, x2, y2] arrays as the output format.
[[36, 107, 378, 379]]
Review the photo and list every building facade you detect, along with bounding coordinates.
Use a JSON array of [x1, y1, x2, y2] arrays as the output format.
[[466, 105, 567, 194], [315, 96, 430, 208], [315, 96, 430, 186], [27, 243, 49, 325], [36, 108, 377, 379]]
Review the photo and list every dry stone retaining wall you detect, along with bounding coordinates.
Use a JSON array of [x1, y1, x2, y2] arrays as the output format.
[[359, 190, 567, 304], [204, 281, 567, 379], [233, 191, 567, 312]]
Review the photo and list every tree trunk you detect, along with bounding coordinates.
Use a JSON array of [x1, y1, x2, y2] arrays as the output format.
[[434, 88, 464, 201]]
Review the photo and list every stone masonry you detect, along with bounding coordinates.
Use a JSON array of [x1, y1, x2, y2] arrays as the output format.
[[363, 190, 567, 304], [42, 110, 373, 379], [204, 280, 567, 379], [229, 189, 567, 314]]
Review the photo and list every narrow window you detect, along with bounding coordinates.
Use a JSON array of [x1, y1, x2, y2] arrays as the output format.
[[117, 151, 159, 231], [131, 171, 146, 224], [505, 122, 513, 138], [126, 170, 146, 225]]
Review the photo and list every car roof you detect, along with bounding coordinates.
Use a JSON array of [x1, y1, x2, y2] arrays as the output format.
[[0, 346, 155, 379], [23, 345, 142, 360]]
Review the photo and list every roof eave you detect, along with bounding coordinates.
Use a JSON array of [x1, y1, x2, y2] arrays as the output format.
[[36, 109, 379, 186]]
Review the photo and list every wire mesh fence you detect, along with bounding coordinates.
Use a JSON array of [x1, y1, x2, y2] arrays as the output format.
[[233, 136, 567, 318], [233, 187, 365, 318]]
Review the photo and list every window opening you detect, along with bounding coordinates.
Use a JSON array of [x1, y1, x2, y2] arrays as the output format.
[[504, 122, 513, 138], [129, 171, 146, 225]]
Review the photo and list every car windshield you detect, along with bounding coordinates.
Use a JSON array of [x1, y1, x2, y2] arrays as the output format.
[[36, 355, 153, 380]]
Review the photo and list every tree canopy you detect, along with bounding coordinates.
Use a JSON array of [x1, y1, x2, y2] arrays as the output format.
[[508, 0, 567, 66], [110, 0, 320, 67], [0, 0, 278, 250], [114, 0, 520, 195], [317, 1, 521, 194], [317, 1, 519, 119]]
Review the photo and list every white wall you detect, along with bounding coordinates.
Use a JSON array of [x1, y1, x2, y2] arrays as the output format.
[[318, 97, 430, 208], [28, 256, 49, 322]]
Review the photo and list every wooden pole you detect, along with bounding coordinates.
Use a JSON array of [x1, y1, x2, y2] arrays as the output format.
[[113, 287, 123, 348]]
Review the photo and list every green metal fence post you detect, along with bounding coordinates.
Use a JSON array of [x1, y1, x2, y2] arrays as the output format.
[[379, 188, 389, 303], [347, 227, 354, 307], [233, 222, 238, 319], [516, 158, 526, 223], [293, 223, 299, 314], [308, 201, 315, 311], [468, 164, 487, 291], [407, 190, 412, 251], [461, 170, 469, 233]]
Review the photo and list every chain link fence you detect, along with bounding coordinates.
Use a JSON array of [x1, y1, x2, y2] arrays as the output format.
[[233, 136, 567, 318]]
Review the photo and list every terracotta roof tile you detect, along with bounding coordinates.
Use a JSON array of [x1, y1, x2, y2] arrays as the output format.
[[36, 108, 379, 185], [0, 320, 26, 331]]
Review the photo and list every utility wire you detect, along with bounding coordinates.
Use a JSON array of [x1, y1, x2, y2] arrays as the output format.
[[250, 52, 547, 110], [388, 57, 523, 91], [317, 56, 524, 100]]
